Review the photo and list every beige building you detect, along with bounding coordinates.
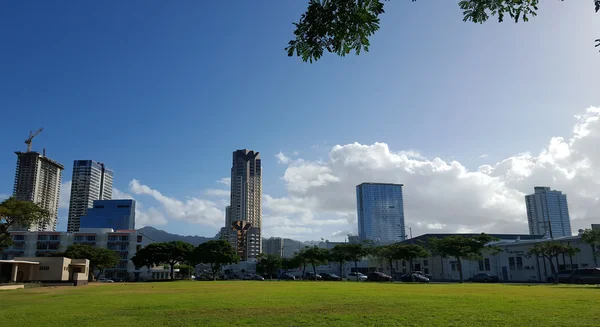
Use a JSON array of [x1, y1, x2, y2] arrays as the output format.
[[0, 257, 89, 284], [13, 151, 64, 231]]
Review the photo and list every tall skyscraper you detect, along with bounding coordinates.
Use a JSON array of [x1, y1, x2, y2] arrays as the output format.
[[13, 151, 64, 231], [526, 186, 572, 238], [356, 183, 405, 243], [67, 160, 113, 232], [229, 149, 262, 260]]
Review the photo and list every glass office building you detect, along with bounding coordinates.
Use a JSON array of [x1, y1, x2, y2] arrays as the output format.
[[356, 183, 405, 243], [80, 199, 135, 231], [525, 187, 572, 238]]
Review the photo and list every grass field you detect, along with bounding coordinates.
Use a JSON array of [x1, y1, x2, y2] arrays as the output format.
[[1, 281, 599, 326]]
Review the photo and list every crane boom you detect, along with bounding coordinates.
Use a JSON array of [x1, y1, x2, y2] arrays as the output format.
[[25, 127, 43, 152]]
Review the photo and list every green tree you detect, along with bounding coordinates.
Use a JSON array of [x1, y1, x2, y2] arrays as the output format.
[[190, 240, 240, 281], [329, 244, 354, 278], [256, 253, 282, 280], [302, 246, 330, 280], [287, 0, 600, 62], [296, 248, 310, 278], [130, 241, 194, 279], [373, 244, 402, 277], [64, 244, 121, 280], [428, 234, 499, 282], [280, 255, 304, 279], [396, 244, 429, 275], [581, 228, 600, 267], [346, 243, 371, 281], [174, 264, 194, 279], [0, 197, 49, 250], [528, 241, 580, 284]]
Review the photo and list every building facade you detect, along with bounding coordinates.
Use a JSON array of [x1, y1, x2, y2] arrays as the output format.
[[229, 149, 262, 260], [0, 228, 151, 280], [67, 160, 114, 232], [356, 183, 405, 243], [80, 199, 135, 231], [263, 237, 284, 257], [526, 186, 572, 238], [13, 151, 64, 231]]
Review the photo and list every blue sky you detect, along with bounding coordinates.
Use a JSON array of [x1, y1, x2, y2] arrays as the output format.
[[1, 1, 599, 240]]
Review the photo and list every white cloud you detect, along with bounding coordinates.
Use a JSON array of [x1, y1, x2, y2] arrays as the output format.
[[112, 188, 134, 200], [204, 189, 230, 197], [479, 154, 489, 158], [217, 178, 231, 186], [112, 187, 166, 227], [58, 181, 71, 209], [276, 152, 290, 164], [270, 106, 600, 239], [129, 179, 223, 227]]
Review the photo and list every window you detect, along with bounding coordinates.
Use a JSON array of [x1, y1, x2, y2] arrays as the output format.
[[37, 235, 48, 241], [423, 260, 428, 266], [424, 268, 429, 274], [572, 264, 579, 269], [509, 257, 516, 270], [94, 205, 104, 209], [49, 235, 59, 241], [450, 261, 457, 272], [86, 236, 96, 242], [516, 257, 523, 270], [402, 261, 406, 267], [13, 235, 25, 241], [137, 235, 143, 243], [117, 205, 130, 208], [39, 266, 50, 271], [74, 236, 84, 241], [559, 264, 566, 271], [120, 235, 129, 241]]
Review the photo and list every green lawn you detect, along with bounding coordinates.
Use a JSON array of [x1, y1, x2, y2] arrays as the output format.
[[1, 281, 599, 326]]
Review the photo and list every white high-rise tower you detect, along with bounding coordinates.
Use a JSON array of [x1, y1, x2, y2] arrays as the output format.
[[67, 160, 113, 232], [525, 186, 572, 238]]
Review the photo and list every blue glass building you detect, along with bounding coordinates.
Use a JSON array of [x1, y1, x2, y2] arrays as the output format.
[[356, 183, 405, 243], [80, 199, 136, 231], [525, 187, 571, 238]]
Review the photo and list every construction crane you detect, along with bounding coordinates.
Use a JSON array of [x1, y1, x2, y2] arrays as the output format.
[[25, 128, 43, 152]]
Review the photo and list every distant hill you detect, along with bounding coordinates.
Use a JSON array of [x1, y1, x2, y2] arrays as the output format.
[[138, 226, 214, 246]]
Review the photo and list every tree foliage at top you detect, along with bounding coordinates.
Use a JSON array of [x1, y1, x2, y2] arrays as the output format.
[[287, 0, 600, 62], [0, 197, 50, 250], [301, 246, 330, 280], [427, 233, 499, 282], [528, 240, 580, 283], [256, 253, 282, 280], [189, 240, 240, 280], [64, 244, 121, 280], [131, 241, 195, 279]]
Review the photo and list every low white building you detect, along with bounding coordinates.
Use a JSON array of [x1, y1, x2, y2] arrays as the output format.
[[1, 228, 157, 280]]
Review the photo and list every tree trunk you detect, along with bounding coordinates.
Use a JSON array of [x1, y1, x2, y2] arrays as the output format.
[[389, 259, 394, 279], [302, 264, 306, 280], [269, 266, 273, 281], [548, 256, 558, 284], [312, 264, 317, 281], [456, 257, 463, 283], [440, 257, 444, 281], [409, 258, 413, 274], [170, 263, 175, 280], [355, 261, 359, 282]]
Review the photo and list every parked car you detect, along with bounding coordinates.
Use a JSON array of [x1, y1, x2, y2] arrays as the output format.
[[279, 273, 296, 281], [250, 275, 265, 281], [367, 272, 393, 282], [98, 278, 114, 283], [400, 273, 430, 283], [305, 272, 323, 280], [547, 270, 573, 283], [321, 272, 341, 281], [569, 268, 600, 284], [347, 272, 368, 281], [468, 273, 499, 283]]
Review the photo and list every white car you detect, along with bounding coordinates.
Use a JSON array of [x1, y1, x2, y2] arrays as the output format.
[[347, 272, 368, 281], [98, 278, 114, 283]]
